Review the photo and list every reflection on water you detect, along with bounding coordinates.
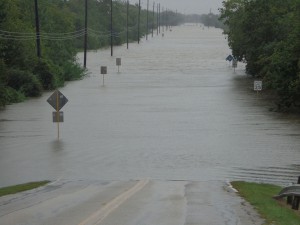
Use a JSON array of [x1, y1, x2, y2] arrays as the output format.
[[51, 140, 65, 152], [0, 25, 300, 187]]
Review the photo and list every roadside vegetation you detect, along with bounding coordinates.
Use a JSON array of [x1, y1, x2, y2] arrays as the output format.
[[232, 181, 300, 225], [0, 181, 50, 197], [219, 0, 300, 111], [0, 0, 184, 107]]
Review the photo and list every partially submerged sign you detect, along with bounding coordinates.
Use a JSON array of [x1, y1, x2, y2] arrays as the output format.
[[116, 58, 121, 66], [232, 59, 238, 68], [226, 55, 233, 62], [254, 81, 263, 91], [52, 111, 64, 122], [100, 66, 108, 85], [101, 66, 107, 74], [116, 58, 121, 73], [47, 90, 68, 111], [47, 90, 68, 139]]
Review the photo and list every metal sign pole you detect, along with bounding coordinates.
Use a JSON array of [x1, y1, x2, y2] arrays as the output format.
[[116, 58, 121, 73], [56, 91, 60, 140], [47, 90, 68, 140], [100, 66, 107, 86]]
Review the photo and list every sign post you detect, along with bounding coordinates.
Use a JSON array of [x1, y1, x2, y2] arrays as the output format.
[[226, 55, 233, 63], [101, 66, 107, 86], [232, 59, 238, 72], [254, 81, 263, 95], [116, 58, 121, 73], [47, 90, 68, 140]]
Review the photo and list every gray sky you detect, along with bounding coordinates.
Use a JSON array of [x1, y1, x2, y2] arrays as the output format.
[[129, 0, 224, 15]]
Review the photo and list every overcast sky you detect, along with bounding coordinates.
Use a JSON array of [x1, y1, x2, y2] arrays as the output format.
[[129, 0, 224, 15]]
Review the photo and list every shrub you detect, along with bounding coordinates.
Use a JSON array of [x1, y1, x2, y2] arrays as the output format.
[[0, 86, 7, 107], [7, 69, 42, 97], [62, 61, 86, 81], [4, 86, 25, 103], [33, 59, 63, 90]]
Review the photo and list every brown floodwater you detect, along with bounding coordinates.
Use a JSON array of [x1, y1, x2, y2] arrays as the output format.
[[1, 25, 300, 187]]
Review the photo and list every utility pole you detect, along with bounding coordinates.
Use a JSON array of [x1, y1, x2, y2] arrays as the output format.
[[156, 4, 159, 35], [110, 0, 113, 56], [34, 0, 41, 58], [127, 0, 129, 49], [84, 0, 88, 68], [166, 8, 168, 31], [146, 0, 149, 40], [162, 7, 164, 32], [138, 0, 141, 44], [158, 4, 161, 34], [152, 2, 154, 37]]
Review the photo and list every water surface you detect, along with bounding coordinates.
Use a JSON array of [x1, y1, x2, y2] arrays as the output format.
[[1, 25, 300, 187]]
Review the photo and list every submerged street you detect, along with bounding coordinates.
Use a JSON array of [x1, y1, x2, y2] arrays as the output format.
[[0, 25, 300, 224]]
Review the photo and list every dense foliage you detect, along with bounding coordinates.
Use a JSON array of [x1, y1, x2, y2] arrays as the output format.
[[200, 13, 226, 29], [0, 0, 183, 107], [0, 0, 85, 106], [220, 0, 300, 110]]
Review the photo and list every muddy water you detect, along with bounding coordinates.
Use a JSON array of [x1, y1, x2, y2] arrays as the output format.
[[0, 25, 300, 187]]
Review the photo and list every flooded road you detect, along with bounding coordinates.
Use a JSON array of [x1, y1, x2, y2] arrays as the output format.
[[1, 25, 300, 187]]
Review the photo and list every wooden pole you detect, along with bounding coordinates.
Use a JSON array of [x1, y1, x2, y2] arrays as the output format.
[[152, 2, 154, 37], [146, 0, 149, 40], [84, 0, 88, 67], [138, 0, 141, 44], [127, 0, 129, 49], [158, 4, 160, 34], [110, 0, 113, 56], [157, 4, 159, 35], [34, 0, 41, 58], [162, 7, 164, 33]]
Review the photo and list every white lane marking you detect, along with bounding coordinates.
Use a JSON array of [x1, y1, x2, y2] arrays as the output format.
[[78, 179, 149, 225]]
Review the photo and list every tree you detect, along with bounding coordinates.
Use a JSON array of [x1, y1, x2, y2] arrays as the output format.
[[220, 0, 300, 110]]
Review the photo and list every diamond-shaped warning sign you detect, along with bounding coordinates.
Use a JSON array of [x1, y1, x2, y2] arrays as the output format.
[[47, 90, 68, 111]]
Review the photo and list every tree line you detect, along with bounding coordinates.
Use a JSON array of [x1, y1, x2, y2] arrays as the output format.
[[0, 0, 183, 107], [220, 0, 300, 110], [184, 13, 226, 29]]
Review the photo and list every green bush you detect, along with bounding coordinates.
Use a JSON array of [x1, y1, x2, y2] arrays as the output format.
[[0, 59, 8, 106], [7, 69, 42, 97], [4, 86, 25, 103], [33, 59, 64, 90], [61, 61, 86, 81], [0, 86, 7, 107]]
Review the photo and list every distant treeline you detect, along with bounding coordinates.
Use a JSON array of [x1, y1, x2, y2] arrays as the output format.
[[220, 0, 300, 110], [0, 0, 183, 107], [185, 13, 226, 29]]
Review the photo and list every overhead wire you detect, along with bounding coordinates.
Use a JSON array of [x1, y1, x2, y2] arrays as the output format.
[[0, 0, 155, 42], [0, 29, 86, 41]]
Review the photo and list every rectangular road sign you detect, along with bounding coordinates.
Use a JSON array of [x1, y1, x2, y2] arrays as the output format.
[[232, 59, 238, 68], [101, 66, 107, 74], [116, 58, 121, 66], [47, 90, 68, 111], [254, 81, 263, 91], [52, 111, 64, 123]]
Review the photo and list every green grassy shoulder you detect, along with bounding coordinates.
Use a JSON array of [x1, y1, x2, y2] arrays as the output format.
[[0, 181, 50, 197], [232, 181, 300, 225]]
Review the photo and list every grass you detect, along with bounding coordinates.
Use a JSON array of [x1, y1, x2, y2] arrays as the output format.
[[0, 181, 50, 197], [232, 181, 300, 225]]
